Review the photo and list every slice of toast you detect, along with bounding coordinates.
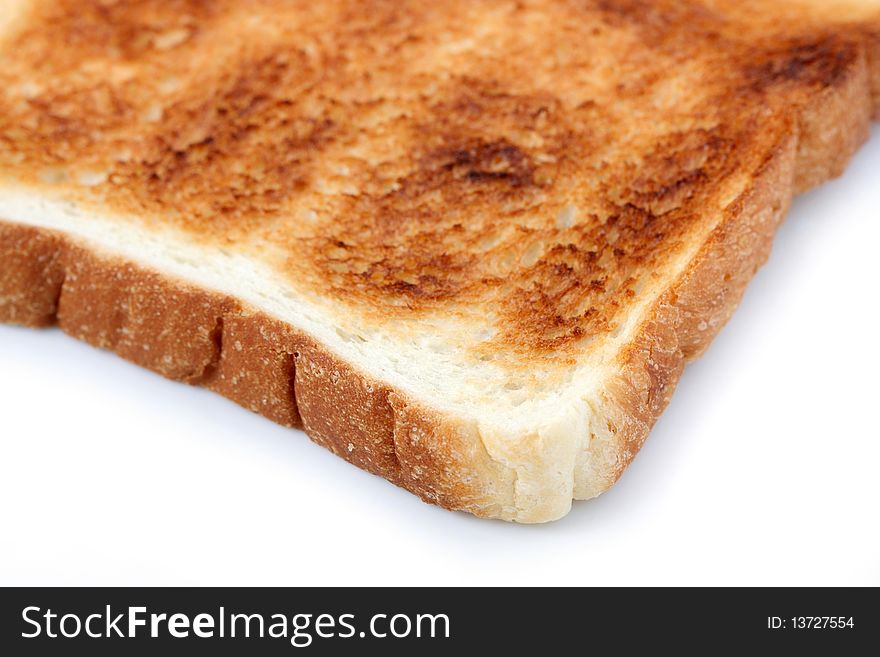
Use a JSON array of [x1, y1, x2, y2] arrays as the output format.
[[1, 1, 878, 522]]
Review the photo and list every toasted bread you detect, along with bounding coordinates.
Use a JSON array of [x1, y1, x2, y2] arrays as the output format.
[[1, 0, 878, 521]]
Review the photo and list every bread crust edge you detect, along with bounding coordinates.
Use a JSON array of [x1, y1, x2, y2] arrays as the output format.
[[587, 35, 875, 500]]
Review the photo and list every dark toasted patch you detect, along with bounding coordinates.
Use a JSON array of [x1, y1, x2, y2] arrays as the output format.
[[746, 36, 859, 91]]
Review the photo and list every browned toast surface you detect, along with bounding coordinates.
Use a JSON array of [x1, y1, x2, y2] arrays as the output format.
[[1, 1, 878, 521], [1, 1, 876, 359]]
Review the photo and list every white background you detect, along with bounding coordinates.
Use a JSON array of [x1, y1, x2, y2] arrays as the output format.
[[1, 131, 878, 587]]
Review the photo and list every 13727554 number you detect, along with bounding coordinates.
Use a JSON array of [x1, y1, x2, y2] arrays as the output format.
[[767, 616, 855, 630]]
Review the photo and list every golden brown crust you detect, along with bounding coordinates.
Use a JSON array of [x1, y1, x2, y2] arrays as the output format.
[[599, 129, 797, 484], [868, 28, 880, 118], [597, 36, 875, 488], [0, 220, 515, 518]]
